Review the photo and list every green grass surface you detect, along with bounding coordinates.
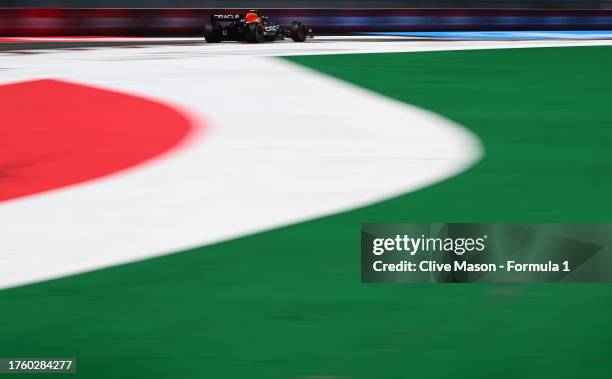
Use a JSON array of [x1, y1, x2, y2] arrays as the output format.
[[2, 46, 612, 378]]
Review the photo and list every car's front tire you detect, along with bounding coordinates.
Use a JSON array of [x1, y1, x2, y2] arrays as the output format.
[[291, 22, 308, 42]]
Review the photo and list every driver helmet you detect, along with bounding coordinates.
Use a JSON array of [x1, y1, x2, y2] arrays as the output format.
[[245, 9, 260, 23]]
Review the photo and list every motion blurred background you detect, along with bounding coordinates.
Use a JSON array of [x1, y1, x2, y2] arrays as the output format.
[[1, 0, 612, 36]]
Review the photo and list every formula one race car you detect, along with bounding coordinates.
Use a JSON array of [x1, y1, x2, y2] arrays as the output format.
[[204, 10, 313, 43]]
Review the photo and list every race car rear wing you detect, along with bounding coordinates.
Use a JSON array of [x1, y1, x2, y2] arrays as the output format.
[[211, 14, 243, 22]]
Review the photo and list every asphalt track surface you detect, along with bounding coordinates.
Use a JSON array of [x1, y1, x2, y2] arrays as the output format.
[[0, 36, 422, 51], [2, 34, 612, 53]]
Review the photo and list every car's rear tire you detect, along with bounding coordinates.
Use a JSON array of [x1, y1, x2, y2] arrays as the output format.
[[246, 22, 264, 43], [291, 22, 308, 42], [204, 24, 221, 43]]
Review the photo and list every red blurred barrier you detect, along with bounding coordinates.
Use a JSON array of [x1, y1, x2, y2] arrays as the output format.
[[1, 8, 612, 36]]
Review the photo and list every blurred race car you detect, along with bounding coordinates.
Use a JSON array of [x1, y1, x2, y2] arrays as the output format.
[[204, 10, 313, 43]]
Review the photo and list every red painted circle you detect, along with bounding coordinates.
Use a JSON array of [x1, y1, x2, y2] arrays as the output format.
[[0, 79, 193, 202]]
